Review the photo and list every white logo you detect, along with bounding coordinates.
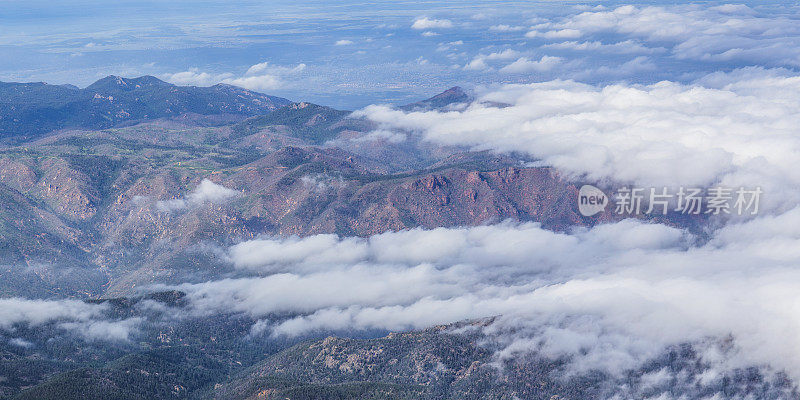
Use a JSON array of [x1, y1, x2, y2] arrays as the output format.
[[578, 185, 608, 216]]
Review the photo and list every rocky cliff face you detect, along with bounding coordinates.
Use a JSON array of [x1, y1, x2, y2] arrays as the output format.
[[0, 142, 590, 296]]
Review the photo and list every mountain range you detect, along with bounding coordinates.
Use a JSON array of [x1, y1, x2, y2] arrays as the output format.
[[0, 76, 290, 142], [0, 76, 721, 399], [0, 76, 611, 298]]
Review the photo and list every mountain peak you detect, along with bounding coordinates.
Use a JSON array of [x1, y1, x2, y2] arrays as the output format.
[[399, 86, 472, 111], [438, 86, 467, 97], [427, 86, 470, 104], [86, 75, 172, 92]]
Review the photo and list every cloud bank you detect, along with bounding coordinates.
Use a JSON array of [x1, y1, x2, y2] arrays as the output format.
[[0, 298, 139, 342], [355, 68, 800, 214], [527, 5, 800, 67], [167, 207, 800, 385], [156, 67, 800, 388]]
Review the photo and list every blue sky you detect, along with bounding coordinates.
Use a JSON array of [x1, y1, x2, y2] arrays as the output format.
[[1, 1, 799, 108]]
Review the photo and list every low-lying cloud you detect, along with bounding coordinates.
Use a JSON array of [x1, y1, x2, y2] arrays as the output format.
[[355, 68, 800, 214], [0, 298, 103, 330], [159, 67, 800, 383], [0, 298, 139, 342], [156, 179, 238, 212], [164, 205, 800, 383]]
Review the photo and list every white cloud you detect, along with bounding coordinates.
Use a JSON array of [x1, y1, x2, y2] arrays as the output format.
[[352, 129, 406, 144], [354, 70, 800, 215], [529, 5, 800, 66], [335, 39, 354, 46], [463, 57, 489, 71], [412, 17, 454, 30], [59, 317, 142, 342], [710, 4, 754, 14], [0, 298, 103, 329], [484, 49, 521, 60], [489, 24, 526, 32], [526, 28, 583, 39], [188, 179, 238, 203], [246, 62, 271, 75], [499, 55, 562, 73], [228, 233, 367, 271], [464, 49, 522, 71], [542, 40, 660, 54], [421, 31, 439, 37], [166, 208, 800, 382], [162, 69, 234, 86], [222, 74, 281, 91], [299, 173, 348, 192], [164, 61, 305, 92], [9, 338, 33, 348], [574, 56, 656, 79], [246, 61, 306, 75], [156, 179, 238, 212], [0, 298, 137, 342]]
